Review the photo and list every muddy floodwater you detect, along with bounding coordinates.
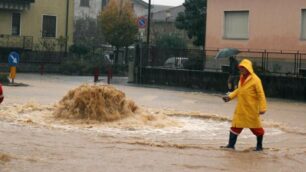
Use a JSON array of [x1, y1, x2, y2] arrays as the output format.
[[0, 74, 305, 172]]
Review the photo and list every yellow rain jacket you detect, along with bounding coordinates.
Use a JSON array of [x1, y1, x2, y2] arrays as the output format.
[[228, 59, 267, 128], [9, 66, 16, 79]]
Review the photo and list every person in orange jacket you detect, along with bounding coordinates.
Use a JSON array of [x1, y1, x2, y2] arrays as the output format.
[[221, 59, 267, 151]]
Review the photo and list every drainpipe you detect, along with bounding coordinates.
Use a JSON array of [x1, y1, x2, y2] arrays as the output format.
[[65, 0, 70, 55], [146, 0, 151, 65]]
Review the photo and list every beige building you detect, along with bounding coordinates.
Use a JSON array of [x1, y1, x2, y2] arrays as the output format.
[[206, 0, 306, 52], [0, 0, 74, 52]]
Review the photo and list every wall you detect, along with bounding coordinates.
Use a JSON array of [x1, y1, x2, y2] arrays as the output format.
[[139, 67, 306, 101], [0, 12, 11, 34], [74, 0, 102, 19], [74, 0, 146, 19], [206, 0, 306, 52], [133, 2, 147, 17]]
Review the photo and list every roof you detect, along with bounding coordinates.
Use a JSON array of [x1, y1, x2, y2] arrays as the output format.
[[132, 0, 148, 8]]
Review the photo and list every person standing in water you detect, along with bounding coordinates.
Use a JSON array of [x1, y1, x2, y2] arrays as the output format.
[[222, 59, 267, 151]]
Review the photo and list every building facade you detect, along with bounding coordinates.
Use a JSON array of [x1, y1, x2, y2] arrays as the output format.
[[0, 0, 74, 52], [74, 0, 106, 19], [132, 0, 148, 17], [206, 0, 306, 52], [74, 0, 148, 20]]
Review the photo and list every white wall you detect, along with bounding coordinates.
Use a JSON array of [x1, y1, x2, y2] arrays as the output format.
[[133, 3, 147, 17], [75, 0, 148, 20], [74, 0, 102, 19]]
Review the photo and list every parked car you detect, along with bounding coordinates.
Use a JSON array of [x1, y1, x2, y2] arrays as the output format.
[[163, 57, 189, 68], [103, 53, 113, 64]]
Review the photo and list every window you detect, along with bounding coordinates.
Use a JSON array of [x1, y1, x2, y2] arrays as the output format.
[[102, 0, 108, 8], [224, 11, 249, 39], [302, 9, 306, 40], [42, 15, 56, 38], [80, 0, 90, 7], [12, 13, 20, 36]]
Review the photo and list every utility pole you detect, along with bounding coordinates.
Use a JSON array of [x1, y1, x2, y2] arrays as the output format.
[[146, 0, 151, 65], [65, 0, 70, 56]]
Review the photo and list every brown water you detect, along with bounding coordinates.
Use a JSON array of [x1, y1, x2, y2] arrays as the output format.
[[0, 74, 305, 172], [53, 84, 138, 121]]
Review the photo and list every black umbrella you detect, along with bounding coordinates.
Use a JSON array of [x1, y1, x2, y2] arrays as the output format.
[[215, 48, 240, 59]]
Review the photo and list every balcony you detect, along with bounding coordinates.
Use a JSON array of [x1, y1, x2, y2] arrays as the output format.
[[0, 34, 33, 50], [0, 0, 35, 10]]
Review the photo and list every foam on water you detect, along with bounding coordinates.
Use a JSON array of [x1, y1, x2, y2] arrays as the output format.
[[0, 100, 288, 143], [79, 116, 283, 140], [42, 113, 283, 142]]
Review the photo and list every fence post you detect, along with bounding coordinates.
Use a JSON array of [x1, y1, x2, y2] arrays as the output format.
[[299, 53, 302, 73], [22, 36, 25, 49], [134, 43, 142, 84], [139, 43, 143, 84], [40, 64, 44, 75], [265, 51, 269, 73], [262, 50, 267, 73], [294, 53, 296, 75]]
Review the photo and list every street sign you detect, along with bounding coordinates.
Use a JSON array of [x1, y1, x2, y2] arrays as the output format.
[[8, 51, 20, 66], [137, 16, 147, 29]]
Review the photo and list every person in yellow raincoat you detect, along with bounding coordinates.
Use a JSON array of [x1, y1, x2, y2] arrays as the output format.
[[221, 59, 267, 151], [9, 66, 16, 84]]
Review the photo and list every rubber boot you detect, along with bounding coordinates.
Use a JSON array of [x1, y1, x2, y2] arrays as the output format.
[[255, 135, 263, 151], [221, 132, 238, 149]]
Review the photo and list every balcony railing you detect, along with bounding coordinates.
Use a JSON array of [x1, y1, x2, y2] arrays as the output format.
[[0, 0, 35, 10], [0, 34, 33, 50]]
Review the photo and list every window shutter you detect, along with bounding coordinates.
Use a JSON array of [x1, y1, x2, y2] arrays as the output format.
[[224, 11, 249, 39]]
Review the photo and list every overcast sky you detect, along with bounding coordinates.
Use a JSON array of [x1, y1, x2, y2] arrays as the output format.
[[143, 0, 185, 6]]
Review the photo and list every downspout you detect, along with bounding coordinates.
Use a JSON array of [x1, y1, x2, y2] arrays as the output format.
[[65, 0, 70, 54], [146, 0, 151, 65]]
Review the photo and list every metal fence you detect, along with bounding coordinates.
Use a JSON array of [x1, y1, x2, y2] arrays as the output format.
[[136, 47, 306, 100], [20, 51, 66, 64], [0, 34, 33, 50], [204, 49, 306, 76], [138, 46, 306, 77], [0, 50, 66, 64], [138, 46, 205, 70]]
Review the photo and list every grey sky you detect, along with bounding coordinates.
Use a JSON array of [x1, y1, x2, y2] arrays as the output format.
[[143, 0, 185, 6]]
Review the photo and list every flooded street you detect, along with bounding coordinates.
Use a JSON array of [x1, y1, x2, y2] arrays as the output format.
[[0, 74, 305, 172]]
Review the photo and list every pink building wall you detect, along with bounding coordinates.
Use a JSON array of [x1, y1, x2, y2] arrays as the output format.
[[206, 0, 306, 52]]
